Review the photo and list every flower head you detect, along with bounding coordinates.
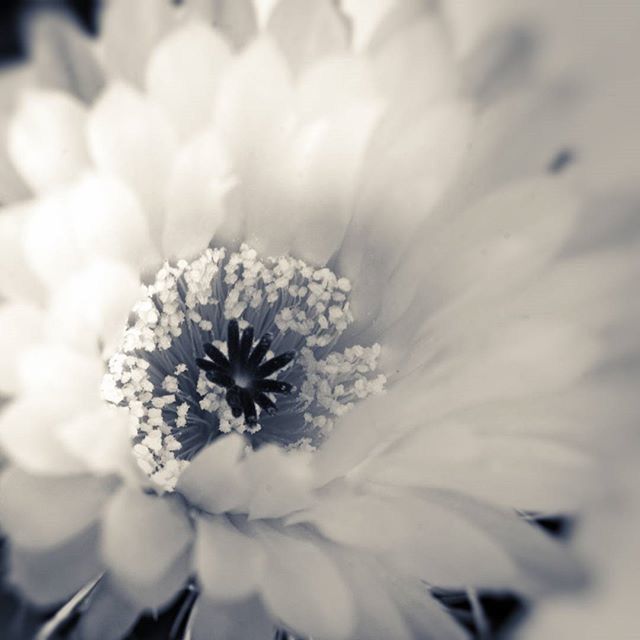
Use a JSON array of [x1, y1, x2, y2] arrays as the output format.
[[0, 1, 635, 639]]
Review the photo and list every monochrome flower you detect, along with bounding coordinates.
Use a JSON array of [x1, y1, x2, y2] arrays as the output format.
[[0, 1, 635, 638]]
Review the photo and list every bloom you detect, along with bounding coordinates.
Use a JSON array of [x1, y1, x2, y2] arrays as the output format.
[[0, 1, 634, 638]]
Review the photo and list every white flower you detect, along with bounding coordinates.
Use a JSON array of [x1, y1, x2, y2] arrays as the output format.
[[0, 1, 635, 639]]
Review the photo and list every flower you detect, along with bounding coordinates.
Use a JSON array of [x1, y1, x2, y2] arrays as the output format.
[[0, 1, 634, 639]]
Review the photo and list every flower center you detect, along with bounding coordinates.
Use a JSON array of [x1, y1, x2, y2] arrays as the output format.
[[102, 244, 386, 490]]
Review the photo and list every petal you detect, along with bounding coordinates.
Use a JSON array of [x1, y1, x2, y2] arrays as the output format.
[[268, 0, 348, 76], [66, 172, 158, 272], [73, 577, 141, 640], [363, 420, 600, 512], [194, 515, 264, 601], [87, 82, 178, 241], [146, 21, 232, 138], [0, 468, 114, 550], [57, 405, 132, 476], [252, 524, 356, 639], [288, 103, 383, 265], [0, 399, 89, 475], [23, 189, 85, 291], [100, 487, 193, 607], [8, 90, 90, 193], [424, 489, 587, 593], [0, 302, 43, 395], [28, 10, 105, 104], [0, 202, 46, 303], [46, 260, 141, 355], [17, 344, 103, 410], [177, 433, 250, 514], [295, 489, 521, 589], [100, 0, 178, 86], [244, 445, 314, 520], [190, 596, 274, 640], [162, 127, 234, 260], [338, 101, 472, 331], [9, 525, 102, 607]]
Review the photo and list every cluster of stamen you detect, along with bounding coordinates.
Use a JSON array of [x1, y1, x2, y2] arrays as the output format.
[[102, 244, 386, 490]]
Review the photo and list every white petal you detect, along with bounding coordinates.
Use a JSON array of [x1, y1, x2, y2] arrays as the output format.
[[191, 596, 274, 640], [0, 399, 88, 475], [101, 487, 193, 605], [47, 260, 141, 355], [177, 434, 250, 514], [363, 422, 600, 512], [87, 82, 178, 241], [194, 515, 264, 601], [339, 101, 472, 331], [0, 468, 113, 550], [295, 488, 520, 589], [268, 0, 348, 76], [100, 0, 178, 86], [146, 21, 232, 138], [162, 127, 234, 260], [23, 188, 85, 291], [57, 405, 132, 476], [288, 104, 382, 265], [0, 302, 43, 395], [67, 172, 158, 271], [245, 445, 313, 520], [0, 202, 46, 303], [17, 343, 103, 411], [252, 523, 356, 639], [8, 90, 90, 192]]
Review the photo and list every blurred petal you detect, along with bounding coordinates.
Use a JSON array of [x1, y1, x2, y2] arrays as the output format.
[[73, 577, 141, 640], [28, 9, 105, 104], [146, 21, 232, 138], [9, 525, 102, 607], [101, 487, 193, 607], [268, 0, 348, 76], [0, 202, 46, 303], [252, 523, 356, 639], [0, 468, 114, 550], [8, 90, 90, 193], [162, 127, 234, 260], [66, 172, 157, 272], [194, 515, 264, 600], [87, 82, 178, 241], [100, 0, 177, 86], [0, 302, 43, 395], [190, 596, 274, 640], [46, 260, 141, 355], [177, 433, 250, 514]]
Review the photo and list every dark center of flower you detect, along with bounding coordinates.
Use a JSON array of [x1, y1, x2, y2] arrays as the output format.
[[195, 319, 294, 426]]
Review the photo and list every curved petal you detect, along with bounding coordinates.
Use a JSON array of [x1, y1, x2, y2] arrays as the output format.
[[268, 0, 348, 76], [0, 302, 43, 395], [67, 172, 158, 272], [100, 0, 178, 86], [87, 82, 178, 241], [0, 202, 46, 303], [190, 596, 274, 640], [0, 399, 89, 475], [194, 515, 264, 601], [46, 260, 141, 355], [9, 525, 103, 607], [177, 433, 250, 514], [7, 90, 90, 193], [100, 487, 193, 607], [252, 523, 356, 639], [0, 468, 114, 550], [162, 127, 234, 260], [146, 21, 232, 138]]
